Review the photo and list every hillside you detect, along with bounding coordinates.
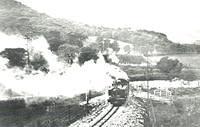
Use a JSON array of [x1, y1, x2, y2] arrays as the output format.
[[0, 0, 88, 52], [1, 0, 200, 57]]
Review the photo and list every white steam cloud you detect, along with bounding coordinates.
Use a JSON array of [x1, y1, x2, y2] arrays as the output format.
[[0, 32, 128, 99], [0, 32, 27, 52]]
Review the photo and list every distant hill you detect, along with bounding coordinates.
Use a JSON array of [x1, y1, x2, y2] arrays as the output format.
[[1, 0, 200, 56], [88, 28, 200, 55], [0, 0, 88, 52]]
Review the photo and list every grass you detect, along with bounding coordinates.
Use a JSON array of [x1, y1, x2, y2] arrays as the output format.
[[0, 99, 86, 127], [117, 55, 146, 64], [170, 87, 200, 96], [122, 64, 200, 81], [0, 91, 103, 127], [148, 54, 200, 69], [122, 54, 200, 81], [149, 88, 200, 127]]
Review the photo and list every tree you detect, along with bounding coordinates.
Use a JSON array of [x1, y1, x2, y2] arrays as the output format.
[[67, 32, 88, 48], [57, 44, 79, 64], [49, 41, 64, 52], [45, 31, 64, 52], [0, 48, 26, 68], [78, 47, 98, 65], [30, 53, 49, 73], [0, 48, 49, 72], [157, 57, 183, 79], [103, 39, 111, 50], [123, 45, 131, 54], [110, 41, 120, 52]]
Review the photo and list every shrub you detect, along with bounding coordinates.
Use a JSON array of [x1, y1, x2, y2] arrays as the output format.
[[0, 48, 26, 68], [123, 45, 131, 54], [110, 41, 120, 52], [30, 53, 49, 72], [78, 47, 98, 65], [157, 57, 183, 79], [57, 44, 79, 64], [178, 70, 197, 81]]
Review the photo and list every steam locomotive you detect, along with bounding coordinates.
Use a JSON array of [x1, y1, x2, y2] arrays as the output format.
[[108, 78, 129, 106]]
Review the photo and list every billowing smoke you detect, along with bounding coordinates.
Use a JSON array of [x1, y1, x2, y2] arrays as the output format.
[[0, 32, 27, 51], [0, 32, 128, 99], [28, 36, 66, 72]]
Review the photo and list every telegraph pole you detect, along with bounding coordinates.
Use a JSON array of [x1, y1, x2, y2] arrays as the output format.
[[26, 36, 30, 66], [145, 51, 150, 100], [24, 34, 31, 74], [145, 51, 156, 127]]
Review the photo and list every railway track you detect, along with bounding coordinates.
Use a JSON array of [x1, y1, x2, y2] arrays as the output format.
[[91, 106, 119, 127]]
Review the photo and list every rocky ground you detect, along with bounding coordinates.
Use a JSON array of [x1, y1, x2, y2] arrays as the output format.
[[69, 95, 147, 127]]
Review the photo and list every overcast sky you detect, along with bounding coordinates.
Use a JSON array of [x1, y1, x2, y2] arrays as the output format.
[[17, 0, 200, 44]]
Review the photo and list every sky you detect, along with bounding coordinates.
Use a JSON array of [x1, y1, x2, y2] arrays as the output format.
[[17, 0, 200, 44]]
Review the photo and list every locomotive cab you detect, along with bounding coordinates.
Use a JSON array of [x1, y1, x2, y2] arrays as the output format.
[[108, 78, 129, 106]]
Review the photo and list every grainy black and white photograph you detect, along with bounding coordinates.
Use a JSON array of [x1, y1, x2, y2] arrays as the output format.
[[0, 0, 200, 126]]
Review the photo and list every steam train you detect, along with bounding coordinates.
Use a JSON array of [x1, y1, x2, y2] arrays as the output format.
[[108, 78, 129, 106]]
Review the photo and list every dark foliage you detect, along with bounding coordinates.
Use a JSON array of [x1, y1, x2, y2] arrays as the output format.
[[178, 70, 197, 81], [0, 99, 27, 127], [100, 40, 120, 52], [49, 40, 65, 52], [57, 44, 79, 64], [0, 48, 49, 72], [78, 47, 99, 65], [0, 48, 27, 68], [66, 32, 88, 48], [103, 40, 111, 50], [109, 41, 120, 52], [103, 54, 112, 63], [30, 53, 49, 72], [0, 92, 103, 127], [157, 57, 183, 79]]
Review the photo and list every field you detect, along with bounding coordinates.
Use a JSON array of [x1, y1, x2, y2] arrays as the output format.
[[130, 79, 200, 127], [121, 53, 200, 81], [151, 97, 200, 127], [148, 54, 200, 69], [147, 86, 200, 127]]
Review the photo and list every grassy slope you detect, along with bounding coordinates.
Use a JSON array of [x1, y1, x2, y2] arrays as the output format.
[[1, 0, 199, 55], [0, 0, 88, 52], [1, 0, 200, 81]]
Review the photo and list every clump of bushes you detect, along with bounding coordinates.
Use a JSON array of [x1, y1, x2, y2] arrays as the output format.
[[78, 47, 99, 65], [57, 44, 79, 64], [0, 48, 49, 73], [30, 53, 49, 72], [157, 57, 183, 79], [0, 48, 27, 68], [178, 70, 197, 81]]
